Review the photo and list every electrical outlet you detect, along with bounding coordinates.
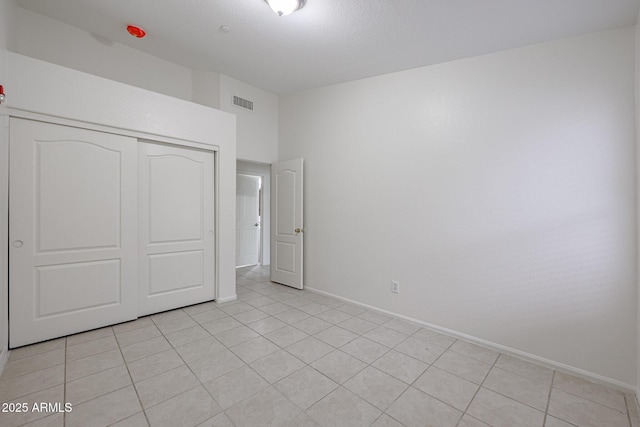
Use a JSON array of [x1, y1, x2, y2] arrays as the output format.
[[391, 281, 400, 294]]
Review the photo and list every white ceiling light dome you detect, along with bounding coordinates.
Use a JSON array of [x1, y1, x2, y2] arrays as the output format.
[[265, 0, 305, 16]]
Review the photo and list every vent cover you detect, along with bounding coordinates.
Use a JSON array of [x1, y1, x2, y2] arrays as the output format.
[[233, 95, 254, 111]]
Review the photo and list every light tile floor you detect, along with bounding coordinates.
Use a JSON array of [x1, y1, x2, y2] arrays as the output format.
[[1, 265, 638, 426]]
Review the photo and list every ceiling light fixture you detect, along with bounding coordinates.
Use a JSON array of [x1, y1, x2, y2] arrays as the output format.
[[264, 0, 305, 16]]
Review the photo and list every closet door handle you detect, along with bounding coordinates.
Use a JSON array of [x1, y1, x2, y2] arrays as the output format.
[[12, 240, 23, 248]]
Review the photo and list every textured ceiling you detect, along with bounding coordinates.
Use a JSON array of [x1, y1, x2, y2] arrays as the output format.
[[17, 0, 640, 94]]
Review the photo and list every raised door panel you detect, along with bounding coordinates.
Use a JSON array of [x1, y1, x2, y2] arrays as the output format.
[[139, 142, 215, 316], [9, 118, 138, 348]]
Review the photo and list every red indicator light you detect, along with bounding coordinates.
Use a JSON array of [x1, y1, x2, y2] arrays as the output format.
[[127, 25, 146, 38]]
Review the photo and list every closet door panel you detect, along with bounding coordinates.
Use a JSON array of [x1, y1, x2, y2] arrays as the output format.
[[9, 118, 138, 348], [139, 142, 215, 316]]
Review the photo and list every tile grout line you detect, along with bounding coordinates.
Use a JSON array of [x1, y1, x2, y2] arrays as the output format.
[[456, 346, 499, 427], [115, 329, 151, 427], [542, 370, 556, 427]]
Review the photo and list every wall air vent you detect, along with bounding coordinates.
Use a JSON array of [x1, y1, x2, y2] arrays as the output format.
[[233, 95, 254, 111]]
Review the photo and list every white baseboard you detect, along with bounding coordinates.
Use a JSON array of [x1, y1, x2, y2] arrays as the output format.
[[216, 294, 237, 304], [0, 345, 9, 377], [306, 286, 635, 394]]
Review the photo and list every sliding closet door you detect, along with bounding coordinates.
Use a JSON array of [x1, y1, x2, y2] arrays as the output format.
[[9, 118, 138, 347], [138, 141, 215, 316]]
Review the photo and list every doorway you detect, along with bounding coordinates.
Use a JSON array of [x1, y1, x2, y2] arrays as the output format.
[[236, 160, 271, 268]]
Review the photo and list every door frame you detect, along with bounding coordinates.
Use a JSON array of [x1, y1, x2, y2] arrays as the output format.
[[236, 173, 262, 267], [236, 160, 271, 267]]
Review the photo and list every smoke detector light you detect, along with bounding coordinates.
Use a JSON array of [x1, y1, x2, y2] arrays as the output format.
[[264, 0, 305, 16]]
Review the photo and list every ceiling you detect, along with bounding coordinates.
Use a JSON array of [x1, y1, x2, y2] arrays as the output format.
[[16, 0, 640, 94]]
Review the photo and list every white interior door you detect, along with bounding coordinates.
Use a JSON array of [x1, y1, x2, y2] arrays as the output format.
[[236, 174, 261, 267], [9, 118, 138, 348], [138, 141, 215, 316], [271, 158, 304, 289]]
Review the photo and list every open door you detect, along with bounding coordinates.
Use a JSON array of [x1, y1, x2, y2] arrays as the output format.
[[271, 158, 303, 289]]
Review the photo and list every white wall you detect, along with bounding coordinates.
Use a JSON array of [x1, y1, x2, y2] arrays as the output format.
[[220, 75, 278, 163], [192, 70, 221, 109], [237, 160, 271, 266], [8, 6, 193, 101], [635, 13, 640, 396], [280, 27, 637, 386]]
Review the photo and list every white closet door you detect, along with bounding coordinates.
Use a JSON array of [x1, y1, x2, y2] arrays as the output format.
[[9, 118, 138, 348], [138, 142, 215, 316]]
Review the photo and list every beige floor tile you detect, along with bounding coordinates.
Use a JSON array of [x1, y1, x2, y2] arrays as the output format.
[[294, 316, 333, 335], [357, 310, 393, 325], [190, 309, 229, 324], [0, 385, 65, 427], [387, 386, 462, 427], [450, 340, 500, 364], [110, 412, 149, 427], [274, 309, 312, 324], [250, 349, 306, 383], [8, 338, 65, 361], [334, 303, 368, 317], [65, 385, 140, 427], [494, 354, 553, 385], [246, 317, 288, 335], [154, 315, 198, 335], [66, 335, 119, 362], [3, 349, 65, 380], [344, 366, 408, 411], [340, 337, 390, 364], [203, 366, 269, 409], [259, 302, 294, 316], [372, 349, 428, 384], [200, 317, 243, 335], [218, 301, 254, 315], [264, 325, 309, 347], [121, 336, 171, 363], [279, 413, 321, 427], [297, 302, 332, 316], [285, 336, 334, 364], [434, 350, 492, 384], [544, 416, 575, 427], [175, 337, 225, 364], [383, 318, 422, 335], [274, 366, 338, 409], [65, 348, 124, 382], [458, 415, 492, 427], [229, 336, 280, 363], [281, 296, 313, 307], [244, 296, 278, 308], [214, 326, 260, 347], [338, 317, 378, 335], [114, 325, 162, 348], [363, 326, 408, 348], [371, 414, 404, 427], [66, 327, 114, 347], [467, 388, 545, 427], [127, 349, 184, 383], [135, 365, 199, 409], [20, 412, 65, 427], [315, 309, 353, 325], [0, 364, 64, 402], [413, 366, 478, 411], [553, 371, 627, 412], [187, 348, 246, 383], [483, 367, 550, 411], [65, 364, 131, 405], [547, 388, 629, 427], [311, 349, 367, 384], [307, 387, 382, 427], [314, 325, 359, 348], [394, 336, 447, 364], [196, 412, 234, 427], [225, 386, 303, 427], [412, 328, 457, 348], [146, 386, 221, 427], [232, 308, 271, 324]]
